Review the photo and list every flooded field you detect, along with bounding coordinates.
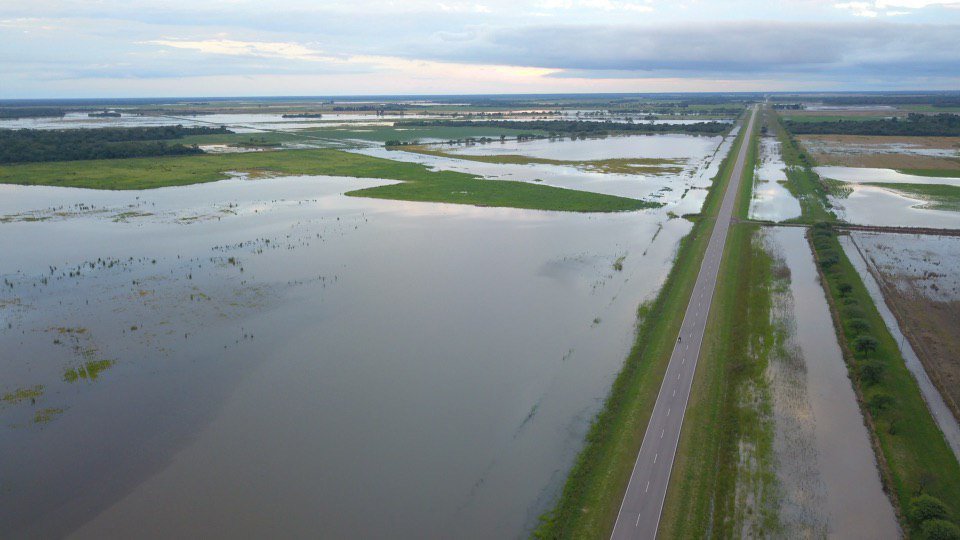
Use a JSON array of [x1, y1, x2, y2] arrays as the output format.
[[749, 137, 800, 222], [763, 228, 898, 538], [0, 112, 435, 133], [847, 232, 960, 436], [0, 165, 691, 537], [815, 166, 960, 187], [359, 131, 737, 212], [828, 185, 960, 228], [800, 135, 960, 170], [842, 235, 960, 460]]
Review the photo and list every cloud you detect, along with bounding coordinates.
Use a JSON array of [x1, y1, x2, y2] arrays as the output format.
[[147, 39, 337, 62], [403, 21, 960, 80], [835, 0, 960, 16]]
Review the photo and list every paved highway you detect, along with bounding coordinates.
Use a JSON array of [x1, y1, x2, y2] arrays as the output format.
[[610, 106, 757, 540]]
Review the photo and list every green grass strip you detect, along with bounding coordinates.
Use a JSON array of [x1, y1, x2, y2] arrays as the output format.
[[0, 148, 655, 213]]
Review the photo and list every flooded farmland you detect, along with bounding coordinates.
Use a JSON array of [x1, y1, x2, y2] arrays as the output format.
[[0, 133, 701, 538]]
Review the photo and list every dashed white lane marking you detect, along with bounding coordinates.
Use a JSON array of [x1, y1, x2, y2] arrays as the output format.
[[667, 408, 671, 417], [645, 481, 650, 493], [661, 429, 665, 439], [654, 453, 658, 464]]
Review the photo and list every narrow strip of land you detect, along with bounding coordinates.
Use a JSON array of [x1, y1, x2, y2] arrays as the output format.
[[610, 105, 757, 540]]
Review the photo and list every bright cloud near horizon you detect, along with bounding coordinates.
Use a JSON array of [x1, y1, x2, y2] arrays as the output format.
[[1, 0, 960, 98]]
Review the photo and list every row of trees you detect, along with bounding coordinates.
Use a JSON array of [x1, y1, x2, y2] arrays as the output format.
[[394, 119, 730, 135], [0, 107, 66, 119], [0, 125, 232, 164], [786, 113, 960, 136]]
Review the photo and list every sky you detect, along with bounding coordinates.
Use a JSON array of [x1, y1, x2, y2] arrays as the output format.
[[1, 0, 960, 98]]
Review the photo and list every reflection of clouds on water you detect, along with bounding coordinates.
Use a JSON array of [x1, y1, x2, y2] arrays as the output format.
[[0, 172, 687, 538]]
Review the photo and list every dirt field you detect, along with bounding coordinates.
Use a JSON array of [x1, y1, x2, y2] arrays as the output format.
[[799, 135, 960, 170]]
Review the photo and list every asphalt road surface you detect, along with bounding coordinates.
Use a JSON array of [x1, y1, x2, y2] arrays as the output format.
[[610, 106, 757, 540]]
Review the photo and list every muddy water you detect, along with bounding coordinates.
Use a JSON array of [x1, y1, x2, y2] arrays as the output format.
[[749, 137, 800, 222], [0, 175, 690, 538], [842, 235, 960, 460], [770, 227, 899, 538]]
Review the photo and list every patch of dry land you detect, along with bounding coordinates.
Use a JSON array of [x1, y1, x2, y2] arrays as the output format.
[[799, 135, 960, 170], [853, 231, 960, 423]]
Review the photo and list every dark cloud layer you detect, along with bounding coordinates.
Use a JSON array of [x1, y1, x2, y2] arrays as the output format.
[[409, 21, 960, 79]]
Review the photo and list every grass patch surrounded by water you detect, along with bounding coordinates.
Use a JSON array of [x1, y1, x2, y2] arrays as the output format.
[[0, 148, 655, 213], [809, 223, 960, 535], [866, 182, 960, 212], [533, 112, 749, 539], [895, 168, 960, 178], [398, 145, 686, 175]]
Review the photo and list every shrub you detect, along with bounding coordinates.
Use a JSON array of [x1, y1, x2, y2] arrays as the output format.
[[910, 494, 950, 523], [855, 335, 879, 354], [838, 282, 853, 296], [848, 317, 870, 333], [860, 360, 885, 386], [921, 520, 960, 540], [868, 393, 894, 413]]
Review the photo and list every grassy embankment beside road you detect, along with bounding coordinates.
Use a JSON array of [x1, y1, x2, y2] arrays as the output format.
[[809, 223, 960, 536], [0, 148, 654, 213], [397, 145, 685, 175], [533, 112, 750, 539], [659, 118, 781, 537], [659, 222, 782, 537]]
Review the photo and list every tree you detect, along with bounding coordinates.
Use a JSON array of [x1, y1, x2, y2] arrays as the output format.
[[910, 494, 950, 524], [838, 282, 853, 296], [848, 318, 870, 333], [921, 520, 960, 540], [859, 360, 885, 386], [868, 393, 894, 413], [855, 335, 879, 354]]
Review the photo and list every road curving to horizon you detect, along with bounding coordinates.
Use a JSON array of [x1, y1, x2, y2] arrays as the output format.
[[611, 105, 757, 540]]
